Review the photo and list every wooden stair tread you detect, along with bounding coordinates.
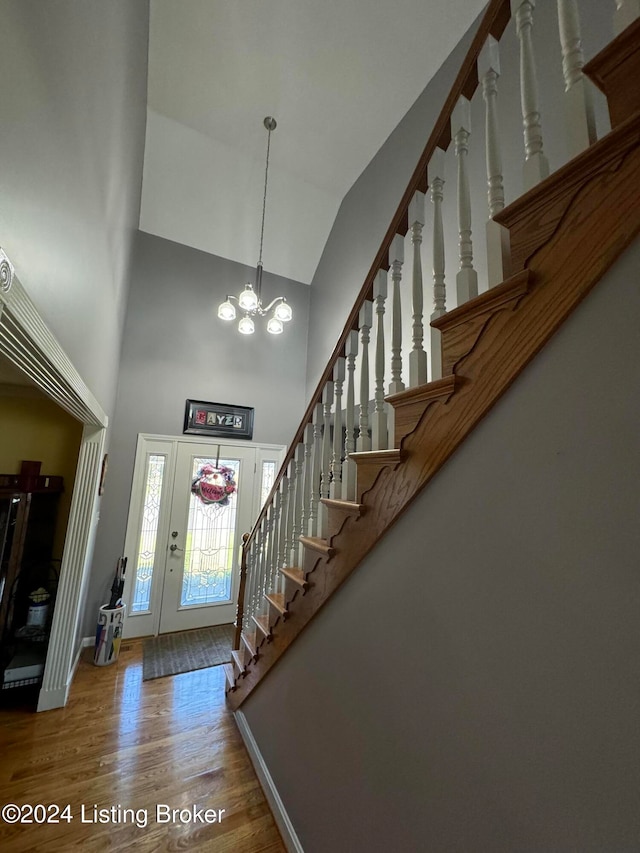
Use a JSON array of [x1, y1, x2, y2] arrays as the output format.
[[320, 498, 365, 516], [493, 111, 640, 273], [431, 270, 531, 334], [385, 376, 460, 445], [223, 663, 236, 691], [253, 614, 271, 639], [385, 375, 458, 407], [429, 271, 532, 377], [231, 648, 246, 671], [584, 18, 640, 130], [349, 448, 404, 464], [299, 536, 335, 557], [241, 631, 258, 658], [350, 448, 406, 501], [265, 592, 287, 615], [280, 566, 307, 588]]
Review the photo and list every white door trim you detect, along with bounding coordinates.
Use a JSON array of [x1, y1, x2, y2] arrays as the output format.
[[0, 250, 108, 711]]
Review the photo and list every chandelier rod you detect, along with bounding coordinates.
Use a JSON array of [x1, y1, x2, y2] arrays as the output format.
[[256, 116, 276, 299]]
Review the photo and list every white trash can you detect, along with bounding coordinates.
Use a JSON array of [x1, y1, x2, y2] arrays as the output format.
[[94, 603, 127, 666]]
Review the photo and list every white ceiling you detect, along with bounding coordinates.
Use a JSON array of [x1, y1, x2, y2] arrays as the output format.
[[141, 0, 485, 284]]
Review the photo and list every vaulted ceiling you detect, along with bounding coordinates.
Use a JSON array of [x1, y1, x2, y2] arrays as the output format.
[[140, 0, 486, 285]]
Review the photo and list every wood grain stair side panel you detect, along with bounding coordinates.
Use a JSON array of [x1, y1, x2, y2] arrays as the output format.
[[494, 113, 640, 274], [321, 498, 365, 539], [280, 567, 308, 604], [432, 271, 531, 377], [350, 448, 405, 502], [386, 375, 459, 446]]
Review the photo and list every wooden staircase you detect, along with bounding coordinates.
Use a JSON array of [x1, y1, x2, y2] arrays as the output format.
[[226, 9, 640, 708]]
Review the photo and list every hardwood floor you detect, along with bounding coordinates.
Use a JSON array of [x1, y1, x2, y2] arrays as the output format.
[[0, 641, 286, 852]]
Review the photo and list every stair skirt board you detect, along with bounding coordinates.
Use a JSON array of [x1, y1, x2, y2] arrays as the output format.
[[234, 710, 304, 853]]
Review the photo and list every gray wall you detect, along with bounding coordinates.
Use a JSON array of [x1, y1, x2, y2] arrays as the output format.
[[243, 239, 640, 852], [85, 231, 310, 631], [0, 0, 149, 416], [304, 0, 612, 396]]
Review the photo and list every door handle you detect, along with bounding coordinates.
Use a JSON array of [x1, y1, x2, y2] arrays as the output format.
[[169, 544, 183, 553]]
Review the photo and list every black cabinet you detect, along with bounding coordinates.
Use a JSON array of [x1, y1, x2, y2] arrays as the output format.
[[0, 462, 63, 693]]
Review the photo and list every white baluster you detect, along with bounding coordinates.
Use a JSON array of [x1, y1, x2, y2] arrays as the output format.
[[371, 271, 388, 451], [246, 534, 257, 635], [614, 0, 640, 35], [479, 36, 511, 288], [293, 442, 305, 565], [428, 148, 446, 381], [262, 507, 272, 603], [309, 402, 323, 537], [285, 459, 296, 567], [408, 192, 428, 386], [330, 358, 345, 498], [357, 301, 373, 452], [270, 487, 282, 590], [319, 381, 334, 536], [451, 96, 478, 305], [342, 330, 359, 501], [278, 474, 289, 577], [557, 0, 597, 157], [511, 0, 550, 190], [388, 234, 405, 396], [301, 422, 314, 549]]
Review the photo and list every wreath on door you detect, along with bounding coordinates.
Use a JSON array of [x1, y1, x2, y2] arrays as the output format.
[[191, 463, 237, 506]]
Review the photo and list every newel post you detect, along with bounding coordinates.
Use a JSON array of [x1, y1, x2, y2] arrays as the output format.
[[234, 532, 250, 649]]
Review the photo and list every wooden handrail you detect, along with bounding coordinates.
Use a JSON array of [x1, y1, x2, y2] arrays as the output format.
[[245, 0, 511, 548]]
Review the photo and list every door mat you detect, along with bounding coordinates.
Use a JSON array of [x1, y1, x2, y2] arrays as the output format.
[[142, 624, 234, 681]]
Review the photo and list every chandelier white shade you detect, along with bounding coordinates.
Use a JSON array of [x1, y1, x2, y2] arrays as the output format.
[[217, 117, 293, 335]]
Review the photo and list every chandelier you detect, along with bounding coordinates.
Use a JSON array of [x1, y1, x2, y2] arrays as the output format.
[[217, 117, 293, 335]]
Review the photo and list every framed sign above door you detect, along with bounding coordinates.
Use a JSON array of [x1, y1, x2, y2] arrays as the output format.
[[183, 400, 254, 440]]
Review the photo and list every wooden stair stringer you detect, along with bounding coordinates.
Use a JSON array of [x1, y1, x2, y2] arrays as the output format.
[[350, 448, 405, 503], [321, 498, 365, 539], [228, 115, 640, 709], [493, 109, 640, 275], [386, 374, 460, 448]]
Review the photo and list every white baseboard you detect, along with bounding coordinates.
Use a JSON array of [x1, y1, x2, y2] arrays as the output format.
[[82, 635, 95, 648], [234, 710, 304, 853], [37, 682, 70, 712]]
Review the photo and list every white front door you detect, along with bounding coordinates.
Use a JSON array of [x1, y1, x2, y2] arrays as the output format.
[[122, 435, 283, 638]]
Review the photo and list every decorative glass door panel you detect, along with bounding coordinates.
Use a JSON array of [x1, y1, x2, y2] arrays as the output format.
[[159, 445, 255, 634], [131, 454, 166, 613], [180, 455, 239, 608]]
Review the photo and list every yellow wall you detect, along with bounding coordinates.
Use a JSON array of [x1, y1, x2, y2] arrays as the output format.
[[0, 392, 83, 560]]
